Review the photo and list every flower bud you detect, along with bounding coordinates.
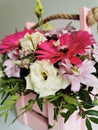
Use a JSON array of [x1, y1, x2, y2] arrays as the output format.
[[34, 0, 44, 18]]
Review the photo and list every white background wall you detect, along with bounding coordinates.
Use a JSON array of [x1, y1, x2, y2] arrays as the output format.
[[0, 0, 98, 130]]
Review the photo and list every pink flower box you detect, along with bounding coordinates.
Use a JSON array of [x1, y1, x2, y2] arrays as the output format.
[[16, 93, 86, 130], [15, 7, 91, 130]]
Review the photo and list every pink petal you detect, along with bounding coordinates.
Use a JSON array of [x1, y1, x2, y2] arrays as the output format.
[[70, 56, 82, 65]]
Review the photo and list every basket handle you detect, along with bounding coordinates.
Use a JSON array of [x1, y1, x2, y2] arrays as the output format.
[[31, 7, 98, 30], [31, 13, 79, 29]]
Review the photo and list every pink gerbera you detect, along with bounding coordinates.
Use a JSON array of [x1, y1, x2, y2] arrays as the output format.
[[36, 30, 95, 65], [0, 29, 35, 54]]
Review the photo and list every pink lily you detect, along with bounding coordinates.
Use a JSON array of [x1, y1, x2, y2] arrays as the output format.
[[59, 59, 98, 92]]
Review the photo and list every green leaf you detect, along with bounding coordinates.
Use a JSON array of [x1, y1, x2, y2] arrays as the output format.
[[88, 87, 93, 92], [4, 111, 8, 123], [45, 94, 60, 102], [93, 99, 98, 105], [0, 105, 11, 111], [37, 98, 43, 111], [85, 110, 98, 117], [83, 102, 95, 109], [5, 86, 18, 93], [95, 94, 98, 97], [47, 95, 60, 102], [48, 124, 53, 129], [78, 89, 92, 103], [86, 118, 92, 130], [0, 93, 10, 105], [94, 96, 97, 101], [54, 108, 59, 120], [0, 112, 6, 117], [61, 108, 76, 123], [89, 117, 98, 124], [4, 100, 15, 105], [11, 115, 20, 124], [11, 95, 20, 101], [82, 111, 86, 118], [63, 95, 80, 106], [62, 104, 77, 110], [61, 104, 77, 123]]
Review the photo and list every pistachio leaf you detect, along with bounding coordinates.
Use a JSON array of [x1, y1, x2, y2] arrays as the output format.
[[89, 117, 98, 124], [86, 118, 92, 130], [85, 110, 98, 117]]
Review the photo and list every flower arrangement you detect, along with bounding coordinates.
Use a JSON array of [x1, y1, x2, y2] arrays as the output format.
[[0, 0, 98, 130]]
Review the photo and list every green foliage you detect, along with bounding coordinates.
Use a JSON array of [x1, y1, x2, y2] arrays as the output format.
[[78, 88, 94, 109], [85, 110, 98, 117], [44, 87, 98, 130], [82, 109, 98, 130], [0, 74, 98, 130], [0, 78, 98, 130], [89, 117, 98, 124], [37, 98, 43, 111], [0, 95, 19, 123], [63, 95, 81, 106], [0, 76, 25, 123], [48, 124, 53, 129], [61, 106, 77, 123], [86, 118, 92, 130]]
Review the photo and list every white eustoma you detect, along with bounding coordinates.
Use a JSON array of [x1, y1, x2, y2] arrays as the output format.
[[25, 60, 69, 97]]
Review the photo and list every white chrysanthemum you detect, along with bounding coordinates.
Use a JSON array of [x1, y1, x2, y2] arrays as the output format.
[[25, 60, 69, 97], [31, 32, 47, 50]]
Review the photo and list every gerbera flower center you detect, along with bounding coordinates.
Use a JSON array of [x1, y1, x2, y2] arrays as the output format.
[[60, 45, 68, 53], [53, 41, 60, 47]]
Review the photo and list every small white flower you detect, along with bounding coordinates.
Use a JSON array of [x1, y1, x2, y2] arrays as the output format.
[[31, 32, 47, 50], [20, 33, 34, 52], [20, 32, 47, 52], [25, 60, 69, 97]]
